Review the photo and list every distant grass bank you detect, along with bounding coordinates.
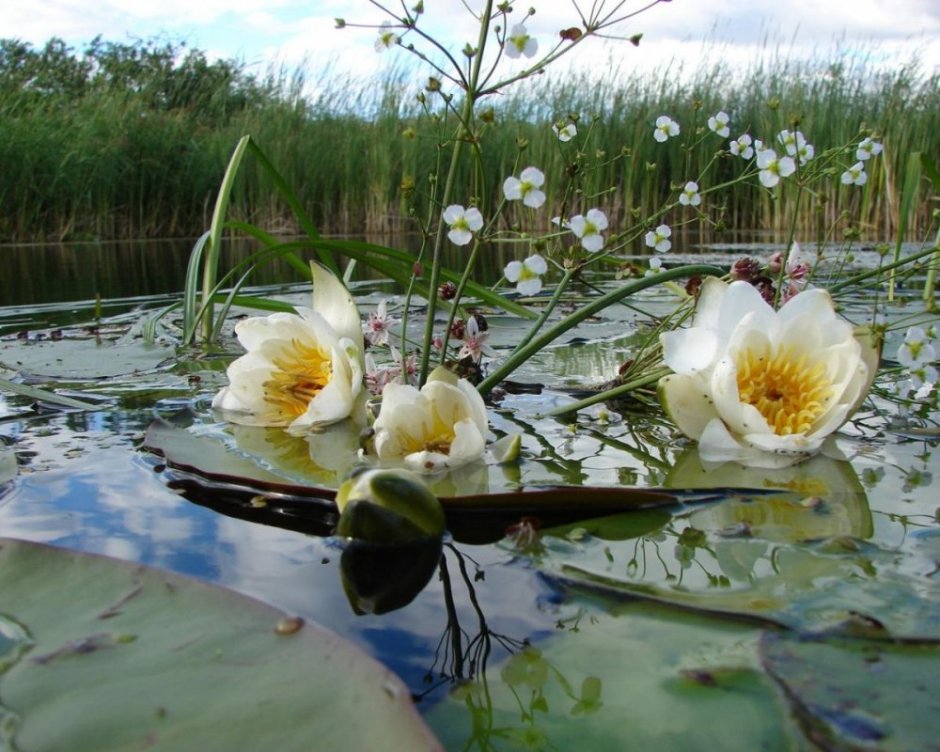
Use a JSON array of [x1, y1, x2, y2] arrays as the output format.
[[1, 37, 938, 244]]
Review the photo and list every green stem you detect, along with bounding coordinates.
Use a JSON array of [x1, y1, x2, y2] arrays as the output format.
[[545, 367, 671, 417], [477, 263, 724, 395], [417, 0, 494, 386]]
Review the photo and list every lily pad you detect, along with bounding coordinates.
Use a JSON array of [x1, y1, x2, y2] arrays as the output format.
[[0, 537, 441, 751], [760, 631, 940, 751], [143, 420, 679, 537], [0, 336, 173, 379]]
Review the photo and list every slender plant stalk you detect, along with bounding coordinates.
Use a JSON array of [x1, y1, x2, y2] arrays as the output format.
[[477, 264, 724, 395]]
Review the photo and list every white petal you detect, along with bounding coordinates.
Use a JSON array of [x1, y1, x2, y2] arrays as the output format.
[[519, 166, 544, 186], [586, 208, 608, 231], [523, 189, 546, 209], [525, 254, 547, 274], [448, 228, 472, 246], [442, 205, 464, 224], [580, 234, 604, 252], [464, 208, 484, 231], [311, 261, 363, 350], [503, 177, 522, 200], [446, 418, 487, 467], [661, 327, 718, 374], [658, 373, 718, 440], [504, 260, 523, 282], [516, 277, 542, 296]]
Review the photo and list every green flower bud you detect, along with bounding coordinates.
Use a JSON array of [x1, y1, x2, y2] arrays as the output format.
[[336, 468, 445, 543]]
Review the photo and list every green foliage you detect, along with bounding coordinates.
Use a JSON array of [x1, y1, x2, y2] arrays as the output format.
[[1, 36, 938, 242]]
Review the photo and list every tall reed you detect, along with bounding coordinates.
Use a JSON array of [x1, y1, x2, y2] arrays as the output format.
[[1, 37, 937, 244]]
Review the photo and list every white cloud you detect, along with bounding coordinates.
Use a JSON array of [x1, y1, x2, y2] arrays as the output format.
[[2, 0, 937, 77]]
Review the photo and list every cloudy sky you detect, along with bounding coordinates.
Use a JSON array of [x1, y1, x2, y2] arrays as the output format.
[[4, 0, 939, 84]]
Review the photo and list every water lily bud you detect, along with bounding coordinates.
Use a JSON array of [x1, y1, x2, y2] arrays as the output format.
[[335, 468, 445, 543], [449, 318, 465, 340], [426, 77, 441, 92]]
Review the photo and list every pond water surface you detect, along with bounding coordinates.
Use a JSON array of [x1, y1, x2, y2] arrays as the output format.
[[1, 240, 938, 750]]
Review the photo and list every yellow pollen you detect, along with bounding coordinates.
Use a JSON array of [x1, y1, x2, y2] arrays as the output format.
[[735, 345, 833, 436], [397, 410, 456, 456], [263, 339, 332, 418]]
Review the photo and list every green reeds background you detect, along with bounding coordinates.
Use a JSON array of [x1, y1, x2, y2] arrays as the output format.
[[1, 36, 938, 243]]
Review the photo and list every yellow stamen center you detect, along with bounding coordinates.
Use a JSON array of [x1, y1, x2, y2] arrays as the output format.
[[397, 411, 455, 456], [263, 339, 332, 418], [736, 345, 832, 435]]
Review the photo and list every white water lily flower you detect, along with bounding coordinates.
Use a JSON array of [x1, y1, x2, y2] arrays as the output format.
[[757, 148, 796, 188], [707, 111, 730, 138], [841, 161, 868, 186], [658, 278, 879, 469], [505, 23, 537, 58], [213, 262, 366, 432], [678, 181, 701, 207], [372, 366, 488, 473], [505, 253, 548, 296], [443, 204, 484, 246], [568, 208, 608, 252], [645, 223, 672, 253], [653, 115, 680, 143], [503, 167, 546, 208]]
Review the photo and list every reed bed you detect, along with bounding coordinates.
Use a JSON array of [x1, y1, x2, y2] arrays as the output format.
[[1, 37, 937, 243]]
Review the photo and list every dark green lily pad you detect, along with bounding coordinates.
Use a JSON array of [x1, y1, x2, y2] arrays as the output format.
[[0, 538, 442, 751], [143, 420, 678, 515], [760, 631, 940, 751]]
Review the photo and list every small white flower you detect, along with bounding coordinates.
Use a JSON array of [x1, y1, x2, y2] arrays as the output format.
[[776, 130, 814, 164], [757, 148, 796, 188], [856, 137, 883, 161], [645, 224, 672, 253], [707, 111, 730, 138], [840, 161, 868, 186], [646, 257, 664, 276], [568, 208, 608, 252], [503, 166, 546, 209], [552, 121, 577, 142], [443, 204, 484, 246], [504, 254, 548, 296], [505, 23, 537, 58], [678, 181, 701, 207], [653, 115, 680, 143], [375, 21, 399, 52], [898, 326, 937, 369], [729, 133, 754, 160]]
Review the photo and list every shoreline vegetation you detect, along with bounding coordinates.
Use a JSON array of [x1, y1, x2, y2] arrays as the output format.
[[2, 36, 938, 245]]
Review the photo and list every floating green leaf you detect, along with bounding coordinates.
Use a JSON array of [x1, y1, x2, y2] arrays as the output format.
[[760, 631, 940, 751], [0, 538, 442, 751]]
